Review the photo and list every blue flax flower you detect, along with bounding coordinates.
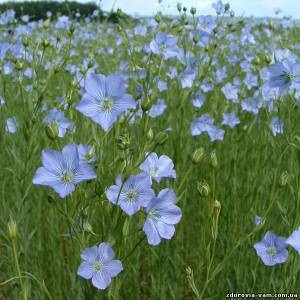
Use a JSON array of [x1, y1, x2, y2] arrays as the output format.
[[76, 73, 136, 132], [106, 173, 154, 216], [139, 152, 176, 183], [222, 112, 240, 128], [270, 117, 284, 136], [33, 144, 97, 198], [150, 32, 182, 60], [253, 231, 288, 266], [286, 227, 300, 254], [43, 108, 74, 137], [77, 242, 123, 290], [262, 60, 300, 96], [143, 189, 182, 246]]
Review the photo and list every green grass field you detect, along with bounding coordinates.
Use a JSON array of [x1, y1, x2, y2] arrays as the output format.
[[0, 4, 300, 299]]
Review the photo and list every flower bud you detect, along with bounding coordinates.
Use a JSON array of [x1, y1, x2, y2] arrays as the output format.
[[254, 56, 261, 65], [15, 61, 23, 71], [67, 24, 75, 37], [230, 10, 235, 17], [45, 122, 59, 140], [197, 181, 210, 197], [22, 35, 29, 48], [190, 7, 196, 15], [154, 13, 161, 23], [117, 134, 130, 150], [213, 199, 221, 211], [210, 150, 218, 168], [183, 6, 187, 12], [141, 97, 152, 112], [43, 19, 50, 29], [42, 39, 50, 48], [193, 36, 199, 44], [83, 222, 93, 234], [147, 128, 154, 142], [86, 145, 96, 161], [185, 266, 192, 276], [177, 3, 182, 12], [264, 54, 271, 64], [87, 59, 94, 69], [279, 171, 288, 187], [225, 3, 230, 11], [71, 79, 80, 90], [192, 147, 205, 164], [7, 218, 17, 240], [155, 131, 168, 145]]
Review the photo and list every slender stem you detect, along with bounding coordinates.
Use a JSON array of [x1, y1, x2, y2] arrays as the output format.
[[12, 240, 27, 300]]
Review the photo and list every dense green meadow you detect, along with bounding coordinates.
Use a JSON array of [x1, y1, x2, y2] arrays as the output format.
[[0, 3, 300, 299]]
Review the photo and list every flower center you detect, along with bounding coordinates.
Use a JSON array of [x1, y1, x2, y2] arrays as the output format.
[[266, 246, 277, 256], [126, 189, 137, 202], [150, 167, 159, 177], [61, 170, 74, 184], [148, 208, 161, 220], [93, 261, 103, 272], [159, 44, 166, 52], [281, 71, 294, 82], [101, 98, 114, 111]]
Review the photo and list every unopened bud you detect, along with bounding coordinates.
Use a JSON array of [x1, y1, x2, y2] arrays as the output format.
[[190, 7, 196, 15], [42, 39, 50, 48], [43, 19, 50, 29], [264, 54, 271, 64], [7, 218, 17, 240], [86, 145, 96, 161], [147, 128, 154, 142], [117, 134, 130, 150], [15, 61, 23, 71], [87, 59, 94, 69], [197, 181, 210, 197], [225, 3, 230, 11], [253, 56, 261, 65], [177, 3, 182, 12], [154, 13, 161, 23], [22, 35, 29, 48], [141, 97, 152, 112], [213, 199, 221, 211], [45, 122, 59, 140], [279, 171, 288, 187], [83, 222, 93, 233], [192, 148, 205, 164], [68, 24, 75, 37], [155, 131, 168, 145], [186, 266, 192, 276], [193, 36, 199, 44], [210, 150, 218, 168]]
